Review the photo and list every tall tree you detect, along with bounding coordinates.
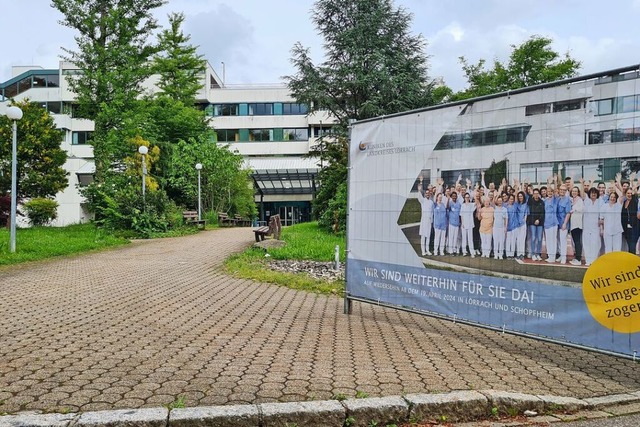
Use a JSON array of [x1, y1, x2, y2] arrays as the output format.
[[453, 36, 581, 100], [287, 0, 432, 127], [153, 12, 206, 104], [51, 0, 166, 178], [162, 140, 256, 218], [286, 0, 434, 232], [0, 100, 68, 200]]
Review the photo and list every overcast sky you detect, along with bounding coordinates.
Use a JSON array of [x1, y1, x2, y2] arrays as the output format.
[[1, 0, 639, 91]]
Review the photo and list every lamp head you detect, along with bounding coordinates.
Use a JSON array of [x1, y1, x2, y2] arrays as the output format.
[[138, 145, 149, 155], [6, 106, 23, 121], [195, 163, 202, 170]]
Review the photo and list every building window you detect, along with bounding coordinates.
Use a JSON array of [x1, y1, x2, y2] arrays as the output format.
[[525, 103, 551, 116], [519, 162, 554, 184], [312, 126, 333, 137], [620, 95, 637, 113], [72, 131, 93, 145], [213, 104, 239, 116], [593, 98, 614, 115], [18, 77, 31, 94], [47, 102, 62, 114], [553, 99, 583, 112], [2, 83, 18, 99], [442, 169, 482, 187], [596, 71, 640, 85], [521, 158, 640, 184], [590, 95, 640, 115], [526, 98, 584, 115], [76, 173, 94, 187], [587, 131, 611, 145], [613, 128, 640, 142], [505, 126, 528, 143], [248, 103, 273, 115], [34, 101, 62, 114], [249, 129, 273, 141], [215, 129, 239, 142], [283, 128, 309, 141], [434, 125, 531, 150], [282, 103, 308, 115], [588, 127, 640, 145], [484, 130, 498, 144], [32, 74, 59, 88]]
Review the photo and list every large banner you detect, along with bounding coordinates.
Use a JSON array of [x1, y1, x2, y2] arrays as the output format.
[[346, 70, 640, 357]]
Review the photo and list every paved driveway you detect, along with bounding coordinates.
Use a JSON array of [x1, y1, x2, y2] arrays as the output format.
[[0, 227, 638, 415]]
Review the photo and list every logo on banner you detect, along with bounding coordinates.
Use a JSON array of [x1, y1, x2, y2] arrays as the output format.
[[357, 140, 416, 156], [582, 251, 640, 333]]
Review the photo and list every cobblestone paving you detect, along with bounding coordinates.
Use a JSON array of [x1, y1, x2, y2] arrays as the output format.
[[1, 228, 639, 415]]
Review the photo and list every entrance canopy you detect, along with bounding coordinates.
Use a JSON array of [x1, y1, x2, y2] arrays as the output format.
[[245, 157, 320, 196]]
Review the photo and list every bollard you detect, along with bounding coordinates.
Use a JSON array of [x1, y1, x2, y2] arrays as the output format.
[[334, 245, 340, 270]]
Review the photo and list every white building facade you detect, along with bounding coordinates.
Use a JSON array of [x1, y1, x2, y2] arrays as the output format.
[[0, 61, 335, 226]]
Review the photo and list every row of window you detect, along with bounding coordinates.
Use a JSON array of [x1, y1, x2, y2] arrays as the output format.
[[417, 157, 640, 190], [587, 127, 640, 145], [591, 95, 640, 116], [520, 157, 640, 184], [1, 74, 60, 99], [525, 99, 585, 116], [215, 128, 312, 143], [595, 71, 639, 85], [71, 126, 329, 145], [434, 125, 532, 150], [205, 102, 309, 117]]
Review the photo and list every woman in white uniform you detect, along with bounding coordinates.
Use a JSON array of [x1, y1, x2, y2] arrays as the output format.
[[460, 192, 477, 257], [582, 187, 602, 266], [417, 184, 434, 256], [600, 191, 623, 253]]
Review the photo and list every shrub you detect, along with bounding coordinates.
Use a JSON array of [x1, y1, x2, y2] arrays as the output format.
[[318, 181, 346, 234], [23, 198, 58, 226], [81, 175, 178, 238]]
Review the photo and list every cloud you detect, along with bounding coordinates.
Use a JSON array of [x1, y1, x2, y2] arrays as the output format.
[[560, 35, 638, 75], [427, 23, 532, 91], [184, 4, 256, 83], [182, 1, 320, 84]]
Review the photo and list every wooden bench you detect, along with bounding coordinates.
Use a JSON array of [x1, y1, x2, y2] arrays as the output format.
[[253, 214, 282, 242], [217, 212, 236, 227], [182, 211, 206, 229], [234, 214, 252, 227], [253, 226, 270, 241]]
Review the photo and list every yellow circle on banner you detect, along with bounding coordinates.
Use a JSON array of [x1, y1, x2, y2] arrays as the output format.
[[582, 251, 640, 333]]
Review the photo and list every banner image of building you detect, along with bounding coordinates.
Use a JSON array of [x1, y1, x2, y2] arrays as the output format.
[[346, 65, 640, 357]]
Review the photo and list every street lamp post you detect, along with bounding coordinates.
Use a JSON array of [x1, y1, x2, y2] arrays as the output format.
[[138, 145, 148, 207], [195, 163, 202, 221], [6, 106, 23, 253]]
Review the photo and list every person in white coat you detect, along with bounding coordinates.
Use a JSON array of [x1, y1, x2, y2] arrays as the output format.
[[600, 191, 623, 253], [582, 187, 602, 266], [417, 184, 434, 256], [460, 193, 477, 257]]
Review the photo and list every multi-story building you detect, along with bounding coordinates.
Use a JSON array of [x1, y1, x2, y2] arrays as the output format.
[[0, 61, 335, 226], [420, 64, 640, 186]]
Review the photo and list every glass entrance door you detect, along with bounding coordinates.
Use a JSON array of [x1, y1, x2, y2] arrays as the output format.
[[278, 206, 301, 226]]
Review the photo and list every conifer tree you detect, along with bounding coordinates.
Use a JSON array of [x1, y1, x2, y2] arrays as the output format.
[[286, 0, 434, 233], [153, 12, 206, 104]]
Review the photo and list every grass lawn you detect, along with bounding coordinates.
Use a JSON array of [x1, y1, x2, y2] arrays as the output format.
[[224, 221, 347, 295], [0, 223, 129, 266]]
